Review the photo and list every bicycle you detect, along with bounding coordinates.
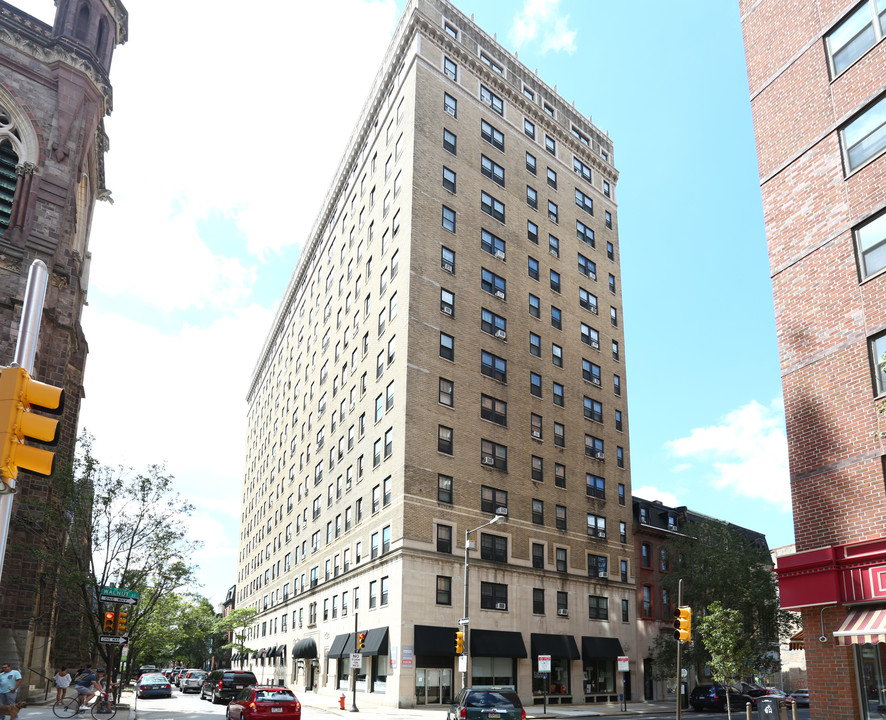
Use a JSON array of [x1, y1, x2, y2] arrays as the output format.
[[52, 689, 117, 719]]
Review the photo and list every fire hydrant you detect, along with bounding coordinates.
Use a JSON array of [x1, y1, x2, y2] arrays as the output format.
[[339, 694, 346, 710]]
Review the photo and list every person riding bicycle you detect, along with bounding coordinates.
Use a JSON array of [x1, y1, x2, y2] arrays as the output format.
[[74, 667, 106, 710]]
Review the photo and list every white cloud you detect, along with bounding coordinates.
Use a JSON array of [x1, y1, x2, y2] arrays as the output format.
[[632, 485, 680, 508], [509, 0, 577, 55], [665, 398, 791, 511]]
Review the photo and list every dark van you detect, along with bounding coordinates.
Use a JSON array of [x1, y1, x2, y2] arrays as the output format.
[[200, 669, 258, 704]]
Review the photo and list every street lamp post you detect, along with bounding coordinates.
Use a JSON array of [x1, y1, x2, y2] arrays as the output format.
[[462, 514, 506, 691]]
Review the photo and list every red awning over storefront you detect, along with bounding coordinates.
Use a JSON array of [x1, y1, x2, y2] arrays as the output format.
[[833, 607, 886, 646]]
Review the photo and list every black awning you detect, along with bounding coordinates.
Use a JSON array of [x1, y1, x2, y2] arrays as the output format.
[[415, 625, 457, 656], [292, 637, 318, 659], [328, 633, 353, 659], [471, 629, 528, 658], [276, 644, 287, 658], [267, 646, 278, 658], [581, 636, 624, 660], [231, 652, 239, 661], [259, 647, 268, 658], [362, 627, 389, 656], [531, 633, 580, 660]]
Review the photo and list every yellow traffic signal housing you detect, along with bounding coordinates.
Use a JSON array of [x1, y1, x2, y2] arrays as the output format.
[[102, 611, 115, 634], [0, 366, 64, 481], [455, 631, 464, 654], [674, 606, 692, 642], [357, 632, 366, 650], [116, 610, 128, 635]]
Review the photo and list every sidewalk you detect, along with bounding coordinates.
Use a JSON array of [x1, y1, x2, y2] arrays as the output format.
[[15, 687, 135, 720], [295, 690, 676, 718]]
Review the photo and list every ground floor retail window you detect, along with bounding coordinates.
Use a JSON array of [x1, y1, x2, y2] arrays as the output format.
[[373, 654, 388, 692], [583, 660, 616, 695], [473, 656, 516, 687], [532, 657, 570, 696], [856, 643, 886, 719]]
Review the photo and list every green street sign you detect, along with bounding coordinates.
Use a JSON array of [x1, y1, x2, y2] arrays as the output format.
[[100, 587, 140, 604]]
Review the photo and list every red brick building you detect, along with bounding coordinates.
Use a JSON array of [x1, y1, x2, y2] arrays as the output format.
[[742, 1, 886, 717]]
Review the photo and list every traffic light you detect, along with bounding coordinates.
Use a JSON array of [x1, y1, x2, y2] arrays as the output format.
[[0, 366, 63, 482], [674, 606, 692, 642], [102, 611, 115, 634], [357, 632, 366, 650], [116, 610, 128, 635], [455, 631, 464, 654]]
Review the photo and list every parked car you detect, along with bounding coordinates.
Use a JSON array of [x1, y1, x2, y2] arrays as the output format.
[[446, 686, 526, 720], [160, 668, 173, 680], [762, 688, 796, 707], [137, 665, 158, 676], [689, 684, 753, 711], [201, 669, 258, 704], [790, 689, 810, 707], [226, 685, 302, 720], [136, 672, 173, 699], [180, 669, 207, 692]]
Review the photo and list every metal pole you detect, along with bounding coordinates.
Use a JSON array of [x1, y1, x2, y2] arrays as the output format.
[[462, 528, 469, 692], [350, 611, 358, 712], [676, 578, 683, 720], [0, 260, 49, 586]]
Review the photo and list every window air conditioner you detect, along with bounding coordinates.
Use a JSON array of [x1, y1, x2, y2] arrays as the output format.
[[443, 261, 454, 273], [595, 451, 605, 460], [494, 290, 505, 299], [592, 377, 601, 386], [557, 609, 569, 616], [598, 571, 608, 579], [495, 507, 508, 516], [495, 603, 507, 610], [495, 250, 506, 260], [597, 530, 606, 539], [442, 306, 453, 315], [531, 430, 541, 438], [495, 330, 507, 340], [482, 456, 495, 465], [591, 340, 600, 349]]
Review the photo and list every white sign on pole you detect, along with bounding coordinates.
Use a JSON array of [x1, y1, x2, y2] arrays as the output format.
[[350, 653, 363, 669], [617, 656, 629, 672], [538, 655, 551, 672], [458, 655, 467, 672]]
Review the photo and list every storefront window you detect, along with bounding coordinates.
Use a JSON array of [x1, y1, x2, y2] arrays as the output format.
[[472, 657, 515, 686], [857, 644, 886, 719], [337, 659, 350, 690], [374, 654, 388, 692], [583, 659, 616, 694], [532, 657, 570, 695]]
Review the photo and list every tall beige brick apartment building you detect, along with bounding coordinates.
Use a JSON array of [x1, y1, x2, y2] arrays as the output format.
[[238, 0, 633, 708], [742, 0, 886, 717]]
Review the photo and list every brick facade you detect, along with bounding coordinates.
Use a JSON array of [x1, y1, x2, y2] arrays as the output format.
[[742, 0, 886, 716], [0, 0, 126, 687]]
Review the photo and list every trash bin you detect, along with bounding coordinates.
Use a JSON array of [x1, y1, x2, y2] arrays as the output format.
[[757, 697, 786, 719]]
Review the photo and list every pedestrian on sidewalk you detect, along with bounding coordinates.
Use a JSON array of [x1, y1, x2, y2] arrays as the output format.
[[0, 662, 22, 720], [53, 667, 71, 702]]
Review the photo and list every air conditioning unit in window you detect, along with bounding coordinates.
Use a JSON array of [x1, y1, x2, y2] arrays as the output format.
[[595, 451, 605, 460], [598, 571, 608, 579], [495, 290, 505, 299], [495, 250, 506, 260], [531, 430, 541, 438], [557, 609, 569, 616], [591, 340, 600, 349], [482, 456, 495, 466], [442, 306, 453, 315], [442, 261, 454, 273], [597, 530, 606, 539], [496, 507, 508, 516], [550, 249, 559, 257], [592, 377, 601, 386], [495, 603, 507, 610], [668, 522, 678, 532], [495, 330, 507, 340]]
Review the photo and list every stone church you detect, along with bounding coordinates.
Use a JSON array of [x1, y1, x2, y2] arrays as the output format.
[[0, 0, 126, 687]]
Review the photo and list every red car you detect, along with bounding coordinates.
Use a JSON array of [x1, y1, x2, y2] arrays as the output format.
[[226, 685, 301, 720]]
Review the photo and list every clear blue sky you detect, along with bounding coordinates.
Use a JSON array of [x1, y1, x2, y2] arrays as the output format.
[[13, 0, 791, 606]]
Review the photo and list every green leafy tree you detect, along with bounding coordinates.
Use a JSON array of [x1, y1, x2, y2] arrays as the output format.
[[697, 601, 754, 720], [18, 433, 201, 672], [134, 593, 221, 671], [649, 518, 796, 683], [213, 607, 259, 666]]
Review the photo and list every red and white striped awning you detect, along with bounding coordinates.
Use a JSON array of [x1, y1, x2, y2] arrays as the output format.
[[834, 607, 886, 646]]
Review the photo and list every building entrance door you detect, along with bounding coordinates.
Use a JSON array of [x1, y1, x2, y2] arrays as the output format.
[[415, 668, 452, 705]]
